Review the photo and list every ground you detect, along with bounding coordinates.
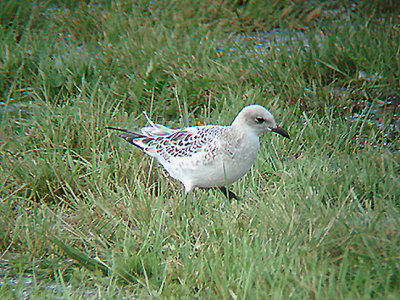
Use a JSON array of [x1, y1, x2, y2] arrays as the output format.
[[0, 0, 399, 298]]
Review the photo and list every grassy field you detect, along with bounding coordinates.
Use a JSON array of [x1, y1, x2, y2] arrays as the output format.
[[1, 0, 400, 298]]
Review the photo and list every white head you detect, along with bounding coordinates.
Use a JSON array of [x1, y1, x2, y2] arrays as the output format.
[[232, 105, 290, 138]]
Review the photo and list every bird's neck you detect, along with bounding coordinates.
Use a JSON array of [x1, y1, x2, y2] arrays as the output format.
[[228, 124, 259, 147]]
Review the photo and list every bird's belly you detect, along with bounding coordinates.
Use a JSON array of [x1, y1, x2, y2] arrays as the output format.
[[164, 147, 258, 189]]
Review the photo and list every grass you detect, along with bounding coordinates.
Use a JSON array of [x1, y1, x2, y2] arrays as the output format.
[[1, 0, 400, 298]]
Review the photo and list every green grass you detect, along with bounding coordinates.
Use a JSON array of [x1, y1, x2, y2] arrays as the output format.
[[1, 0, 399, 298]]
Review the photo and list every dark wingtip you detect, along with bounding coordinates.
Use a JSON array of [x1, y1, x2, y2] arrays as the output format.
[[106, 126, 146, 149], [105, 126, 133, 134], [270, 127, 290, 139]]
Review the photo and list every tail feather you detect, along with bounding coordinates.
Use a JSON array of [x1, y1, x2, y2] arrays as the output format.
[[106, 127, 146, 150]]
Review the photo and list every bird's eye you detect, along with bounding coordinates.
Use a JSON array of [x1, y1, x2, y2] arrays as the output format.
[[255, 117, 265, 124]]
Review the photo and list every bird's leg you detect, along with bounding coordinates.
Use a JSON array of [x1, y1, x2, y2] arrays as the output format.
[[183, 189, 192, 205], [218, 187, 238, 200]]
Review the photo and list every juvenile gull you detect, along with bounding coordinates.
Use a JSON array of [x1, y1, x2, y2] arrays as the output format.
[[106, 105, 289, 199]]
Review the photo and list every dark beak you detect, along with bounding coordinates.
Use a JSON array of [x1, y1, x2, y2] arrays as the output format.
[[270, 127, 290, 139]]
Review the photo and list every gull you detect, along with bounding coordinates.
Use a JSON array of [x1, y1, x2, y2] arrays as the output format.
[[106, 105, 289, 199]]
